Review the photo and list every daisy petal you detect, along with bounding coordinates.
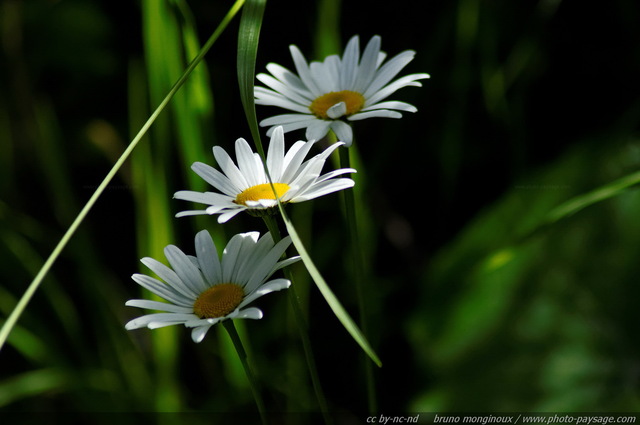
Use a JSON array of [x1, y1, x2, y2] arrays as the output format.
[[290, 44, 322, 96], [164, 245, 207, 296], [365, 73, 430, 106], [305, 120, 332, 142], [354, 35, 382, 92], [125, 299, 193, 314], [362, 50, 417, 98], [236, 307, 264, 320], [362, 100, 418, 113], [195, 230, 222, 285], [330, 121, 354, 146], [326, 101, 347, 119], [191, 325, 214, 343], [240, 279, 291, 308], [255, 87, 311, 113], [264, 64, 314, 99], [340, 35, 360, 89], [348, 110, 403, 121]]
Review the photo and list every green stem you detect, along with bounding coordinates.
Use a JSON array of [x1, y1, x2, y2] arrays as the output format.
[[338, 146, 377, 414], [0, 0, 246, 352], [262, 215, 333, 425], [223, 320, 268, 425]]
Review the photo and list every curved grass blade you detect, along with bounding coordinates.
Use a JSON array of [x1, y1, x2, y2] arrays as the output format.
[[544, 169, 640, 225], [279, 204, 382, 367], [237, 0, 267, 157], [0, 0, 246, 352]]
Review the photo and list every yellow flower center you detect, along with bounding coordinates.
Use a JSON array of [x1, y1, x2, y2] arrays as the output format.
[[235, 183, 290, 206], [309, 90, 365, 119], [193, 283, 245, 319]]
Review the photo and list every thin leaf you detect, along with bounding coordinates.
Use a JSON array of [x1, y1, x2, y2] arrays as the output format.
[[0, 0, 246, 352], [237, 0, 267, 158], [0, 368, 69, 407], [280, 204, 382, 367], [544, 169, 640, 225]]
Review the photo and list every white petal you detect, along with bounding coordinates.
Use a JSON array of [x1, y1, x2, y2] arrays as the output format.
[[315, 167, 357, 183], [236, 307, 264, 320], [255, 87, 311, 113], [340, 35, 360, 89], [221, 232, 255, 283], [363, 50, 417, 97], [266, 126, 285, 180], [191, 325, 214, 343], [245, 199, 277, 208], [164, 245, 207, 295], [229, 231, 268, 285], [272, 256, 302, 275], [125, 313, 196, 330], [185, 317, 223, 328], [217, 208, 245, 224], [305, 121, 332, 142], [190, 162, 240, 197], [326, 102, 347, 119], [292, 178, 355, 202], [354, 35, 382, 92], [329, 121, 353, 147], [206, 203, 239, 215], [239, 279, 291, 308], [175, 209, 210, 218], [290, 44, 322, 96], [195, 230, 222, 285], [125, 299, 193, 314], [263, 64, 314, 99], [244, 237, 294, 293], [260, 113, 317, 126], [256, 73, 314, 105], [235, 232, 276, 285], [235, 138, 262, 185], [138, 256, 200, 299], [213, 143, 249, 189], [364, 73, 430, 106], [131, 273, 193, 307], [361, 100, 418, 113], [264, 120, 318, 137], [348, 110, 403, 121], [174, 190, 235, 207], [280, 139, 317, 183], [310, 56, 340, 93]]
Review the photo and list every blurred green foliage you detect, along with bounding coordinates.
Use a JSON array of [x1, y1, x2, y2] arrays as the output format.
[[1, 0, 640, 423]]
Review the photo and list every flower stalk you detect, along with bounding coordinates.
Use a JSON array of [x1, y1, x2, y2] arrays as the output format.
[[223, 320, 268, 425], [262, 214, 333, 425], [338, 142, 378, 414]]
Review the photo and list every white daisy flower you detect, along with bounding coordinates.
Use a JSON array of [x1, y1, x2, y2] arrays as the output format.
[[125, 230, 299, 343], [174, 126, 356, 223], [255, 34, 430, 147]]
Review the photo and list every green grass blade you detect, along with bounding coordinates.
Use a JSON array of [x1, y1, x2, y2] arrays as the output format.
[[314, 0, 342, 58], [0, 368, 70, 407], [279, 205, 382, 367], [544, 169, 640, 225], [0, 0, 245, 352], [237, 0, 266, 158]]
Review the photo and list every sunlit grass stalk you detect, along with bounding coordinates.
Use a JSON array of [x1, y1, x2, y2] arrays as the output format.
[[0, 0, 246, 352], [263, 215, 333, 425], [338, 142, 377, 414], [223, 320, 268, 425]]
